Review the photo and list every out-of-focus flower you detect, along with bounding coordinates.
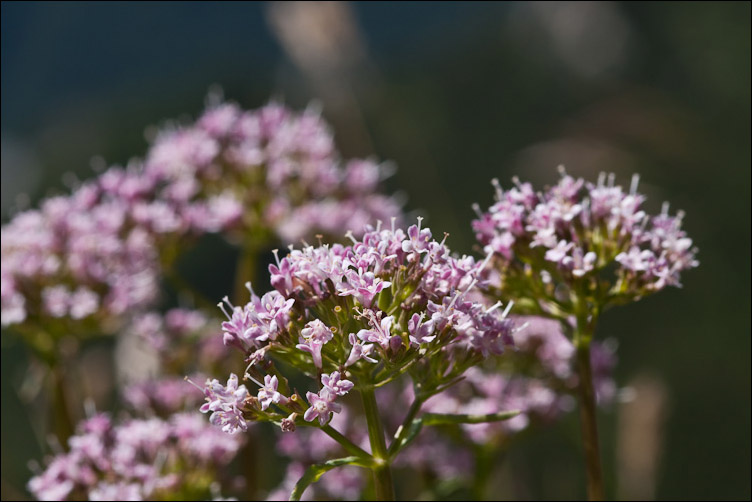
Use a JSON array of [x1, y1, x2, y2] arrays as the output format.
[[28, 412, 243, 501], [200, 374, 250, 434]]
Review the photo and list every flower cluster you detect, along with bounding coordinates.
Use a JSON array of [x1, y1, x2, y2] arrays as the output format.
[[1, 180, 161, 332], [2, 100, 401, 338], [204, 219, 517, 434], [28, 412, 243, 501], [144, 101, 402, 244], [473, 169, 698, 307]]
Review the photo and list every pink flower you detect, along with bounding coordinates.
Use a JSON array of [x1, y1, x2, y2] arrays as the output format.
[[356, 313, 395, 349], [257, 375, 288, 411], [345, 333, 377, 367], [320, 372, 354, 397], [200, 374, 249, 434], [303, 389, 342, 426], [297, 320, 334, 369], [407, 313, 436, 345]]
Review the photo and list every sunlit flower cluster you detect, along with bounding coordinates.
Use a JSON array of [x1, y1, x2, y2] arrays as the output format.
[[473, 169, 698, 310], [203, 219, 517, 434]]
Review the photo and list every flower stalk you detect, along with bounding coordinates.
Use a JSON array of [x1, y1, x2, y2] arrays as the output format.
[[50, 364, 75, 444], [361, 387, 394, 501], [573, 310, 604, 501]]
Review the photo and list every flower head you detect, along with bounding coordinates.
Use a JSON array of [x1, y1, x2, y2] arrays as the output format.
[[28, 412, 243, 501], [474, 170, 698, 300]]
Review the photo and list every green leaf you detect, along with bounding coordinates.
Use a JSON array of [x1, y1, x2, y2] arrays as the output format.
[[391, 417, 424, 454], [289, 456, 369, 501]]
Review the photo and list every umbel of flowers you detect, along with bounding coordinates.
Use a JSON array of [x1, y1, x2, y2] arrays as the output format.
[[27, 412, 243, 501], [1, 100, 401, 338], [200, 219, 520, 500], [473, 168, 698, 500]]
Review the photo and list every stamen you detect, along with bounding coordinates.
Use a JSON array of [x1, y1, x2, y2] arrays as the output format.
[[184, 376, 205, 392], [344, 230, 357, 244], [630, 173, 640, 195], [479, 249, 494, 271], [222, 295, 234, 308], [245, 281, 256, 298], [661, 201, 670, 216], [502, 300, 515, 318], [486, 301, 503, 313], [440, 232, 449, 247], [514, 321, 530, 334], [243, 362, 264, 387], [472, 203, 483, 218], [217, 301, 231, 320], [491, 178, 503, 199]]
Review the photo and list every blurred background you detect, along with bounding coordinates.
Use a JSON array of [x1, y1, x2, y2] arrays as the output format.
[[1, 2, 749, 500]]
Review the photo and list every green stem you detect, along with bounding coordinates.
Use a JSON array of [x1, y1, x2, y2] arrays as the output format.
[[321, 425, 372, 460], [472, 443, 506, 501], [574, 321, 605, 501], [50, 363, 75, 444], [361, 387, 394, 501]]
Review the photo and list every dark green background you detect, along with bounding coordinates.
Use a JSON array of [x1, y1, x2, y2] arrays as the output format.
[[2, 2, 750, 500]]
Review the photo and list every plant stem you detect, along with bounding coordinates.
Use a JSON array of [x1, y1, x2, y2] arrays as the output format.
[[472, 442, 506, 501], [574, 321, 605, 501], [321, 425, 372, 460], [361, 387, 394, 501], [50, 363, 75, 444]]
